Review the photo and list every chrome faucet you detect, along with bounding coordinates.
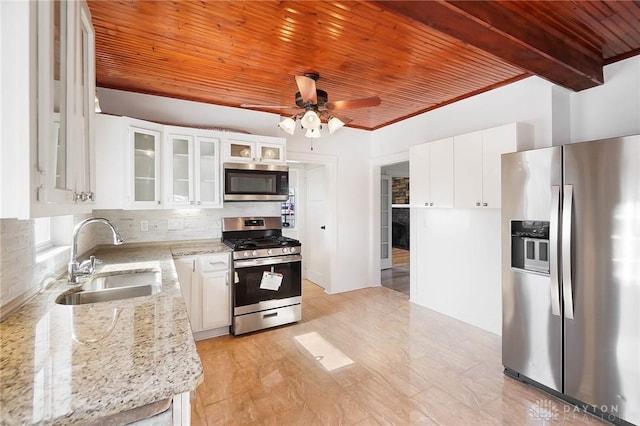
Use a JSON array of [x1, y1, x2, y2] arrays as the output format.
[[68, 217, 124, 283]]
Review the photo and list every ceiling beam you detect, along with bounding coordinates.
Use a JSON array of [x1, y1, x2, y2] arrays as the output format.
[[378, 0, 604, 91]]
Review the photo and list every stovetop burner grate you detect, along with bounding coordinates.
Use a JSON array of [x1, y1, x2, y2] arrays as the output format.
[[223, 235, 300, 250]]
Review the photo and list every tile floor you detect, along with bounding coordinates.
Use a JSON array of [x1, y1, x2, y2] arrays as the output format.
[[191, 281, 605, 425]]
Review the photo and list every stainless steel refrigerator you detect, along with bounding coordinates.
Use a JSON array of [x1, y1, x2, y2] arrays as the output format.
[[501, 135, 640, 425]]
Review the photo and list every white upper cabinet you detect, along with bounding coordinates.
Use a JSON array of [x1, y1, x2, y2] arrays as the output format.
[[15, 0, 96, 218], [224, 134, 286, 164], [482, 124, 522, 208], [129, 123, 163, 209], [410, 143, 430, 206], [454, 123, 532, 208], [165, 126, 222, 208], [453, 130, 484, 208], [429, 137, 455, 208], [409, 137, 454, 208], [96, 116, 230, 210], [96, 116, 164, 210]]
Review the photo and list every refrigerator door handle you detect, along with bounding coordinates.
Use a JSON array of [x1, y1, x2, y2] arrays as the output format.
[[550, 185, 561, 316], [562, 184, 575, 319]]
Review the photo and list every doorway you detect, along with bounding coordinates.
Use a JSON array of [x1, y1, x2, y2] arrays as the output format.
[[286, 153, 337, 294], [380, 162, 410, 297]]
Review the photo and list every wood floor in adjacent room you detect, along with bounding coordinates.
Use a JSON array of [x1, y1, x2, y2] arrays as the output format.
[[191, 281, 603, 425], [381, 247, 410, 296]]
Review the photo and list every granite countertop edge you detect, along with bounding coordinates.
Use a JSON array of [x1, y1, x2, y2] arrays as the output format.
[[0, 239, 231, 425]]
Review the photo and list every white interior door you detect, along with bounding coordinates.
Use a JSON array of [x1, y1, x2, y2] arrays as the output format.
[[306, 166, 329, 288], [380, 175, 392, 269]]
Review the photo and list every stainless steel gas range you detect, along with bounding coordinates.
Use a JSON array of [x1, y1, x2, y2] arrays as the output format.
[[222, 216, 302, 335]]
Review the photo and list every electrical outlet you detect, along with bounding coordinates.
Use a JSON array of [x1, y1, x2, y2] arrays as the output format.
[[140, 220, 149, 232], [167, 218, 184, 231]]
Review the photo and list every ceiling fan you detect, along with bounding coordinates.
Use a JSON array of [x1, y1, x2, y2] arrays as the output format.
[[241, 72, 381, 138]]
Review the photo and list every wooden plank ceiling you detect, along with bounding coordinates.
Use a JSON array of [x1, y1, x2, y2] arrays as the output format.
[[88, 1, 640, 131]]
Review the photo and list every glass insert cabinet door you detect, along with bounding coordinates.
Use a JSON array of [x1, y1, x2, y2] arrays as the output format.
[[170, 135, 193, 205], [260, 144, 283, 162], [167, 133, 220, 207], [196, 137, 219, 206], [228, 141, 254, 161], [131, 127, 161, 205]]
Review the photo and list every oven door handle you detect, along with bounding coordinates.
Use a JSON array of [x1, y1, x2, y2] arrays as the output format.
[[234, 254, 302, 269]]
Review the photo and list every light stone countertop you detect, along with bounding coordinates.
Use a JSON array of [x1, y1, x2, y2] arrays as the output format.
[[0, 240, 230, 425]]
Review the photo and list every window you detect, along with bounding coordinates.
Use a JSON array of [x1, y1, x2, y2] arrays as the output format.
[[34, 217, 53, 251], [34, 215, 74, 253]]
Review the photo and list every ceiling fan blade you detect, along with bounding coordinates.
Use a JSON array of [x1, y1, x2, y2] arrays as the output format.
[[325, 96, 381, 110], [240, 103, 300, 110], [295, 75, 317, 104]]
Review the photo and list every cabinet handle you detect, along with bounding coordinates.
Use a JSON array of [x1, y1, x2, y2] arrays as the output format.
[[475, 202, 481, 207], [189, 200, 194, 205], [482, 202, 488, 207], [430, 202, 434, 206], [157, 201, 161, 205], [424, 202, 428, 207], [192, 259, 195, 273]]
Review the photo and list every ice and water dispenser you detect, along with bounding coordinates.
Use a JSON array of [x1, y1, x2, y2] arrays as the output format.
[[511, 221, 550, 274]]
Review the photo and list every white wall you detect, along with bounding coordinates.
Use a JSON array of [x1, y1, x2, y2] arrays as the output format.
[[371, 76, 556, 158], [570, 56, 640, 142], [97, 88, 282, 137]]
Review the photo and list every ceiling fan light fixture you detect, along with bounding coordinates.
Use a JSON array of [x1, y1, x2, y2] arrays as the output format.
[[305, 127, 322, 139], [327, 116, 345, 134], [300, 110, 321, 130], [278, 116, 296, 135]]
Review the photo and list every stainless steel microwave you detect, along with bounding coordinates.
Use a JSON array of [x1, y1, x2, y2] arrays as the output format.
[[223, 163, 289, 201]]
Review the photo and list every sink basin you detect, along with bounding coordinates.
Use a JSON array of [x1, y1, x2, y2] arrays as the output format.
[[56, 269, 162, 305]]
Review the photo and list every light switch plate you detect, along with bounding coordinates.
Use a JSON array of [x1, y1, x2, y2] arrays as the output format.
[[140, 220, 149, 232]]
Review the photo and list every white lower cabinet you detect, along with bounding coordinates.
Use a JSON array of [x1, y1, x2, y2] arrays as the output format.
[[174, 253, 231, 339]]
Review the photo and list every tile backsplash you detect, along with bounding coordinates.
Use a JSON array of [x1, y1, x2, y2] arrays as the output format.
[[0, 202, 279, 318], [0, 214, 96, 318], [92, 203, 280, 244]]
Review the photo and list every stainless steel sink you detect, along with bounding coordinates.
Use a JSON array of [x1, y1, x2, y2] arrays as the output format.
[[56, 269, 162, 305]]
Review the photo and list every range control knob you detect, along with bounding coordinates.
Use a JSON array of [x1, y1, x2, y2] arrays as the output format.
[[282, 247, 288, 254], [252, 250, 258, 257], [243, 251, 250, 258], [267, 249, 272, 255], [289, 247, 297, 253]]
